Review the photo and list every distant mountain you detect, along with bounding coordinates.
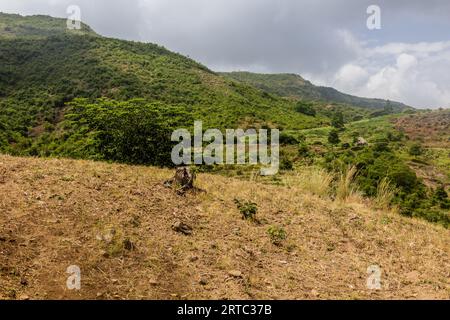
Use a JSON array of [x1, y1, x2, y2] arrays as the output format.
[[220, 72, 410, 111]]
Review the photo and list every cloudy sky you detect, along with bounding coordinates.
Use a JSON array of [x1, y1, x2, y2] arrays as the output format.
[[1, 0, 449, 108]]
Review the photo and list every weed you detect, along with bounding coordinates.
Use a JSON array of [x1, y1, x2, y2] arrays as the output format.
[[234, 199, 258, 221], [267, 225, 287, 245]]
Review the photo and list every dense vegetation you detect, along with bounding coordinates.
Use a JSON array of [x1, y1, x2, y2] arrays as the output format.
[[0, 14, 327, 158], [279, 116, 449, 227]]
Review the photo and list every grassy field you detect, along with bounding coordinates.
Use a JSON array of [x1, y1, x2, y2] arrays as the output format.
[[0, 155, 449, 300]]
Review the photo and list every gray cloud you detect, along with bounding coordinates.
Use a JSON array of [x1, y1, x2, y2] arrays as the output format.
[[1, 0, 449, 108]]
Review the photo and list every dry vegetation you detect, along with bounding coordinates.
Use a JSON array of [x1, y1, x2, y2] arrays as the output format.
[[394, 110, 450, 148], [0, 155, 449, 300]]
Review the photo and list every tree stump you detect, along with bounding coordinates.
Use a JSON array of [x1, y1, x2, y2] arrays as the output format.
[[164, 167, 196, 194]]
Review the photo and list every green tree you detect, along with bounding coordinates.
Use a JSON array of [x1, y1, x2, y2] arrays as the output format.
[[328, 129, 341, 145], [295, 101, 316, 117], [331, 111, 345, 129]]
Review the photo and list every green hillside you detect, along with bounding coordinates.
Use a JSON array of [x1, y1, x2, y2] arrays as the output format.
[[0, 12, 96, 38], [0, 13, 326, 158], [221, 72, 410, 111]]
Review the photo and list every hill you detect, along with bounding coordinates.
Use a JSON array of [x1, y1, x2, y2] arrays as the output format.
[[0, 155, 449, 299], [393, 110, 450, 189], [0, 12, 96, 38], [220, 72, 410, 111], [0, 13, 329, 159]]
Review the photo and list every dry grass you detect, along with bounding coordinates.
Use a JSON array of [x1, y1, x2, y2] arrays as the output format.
[[336, 165, 358, 202], [283, 167, 333, 197], [0, 155, 449, 300], [374, 178, 397, 210]]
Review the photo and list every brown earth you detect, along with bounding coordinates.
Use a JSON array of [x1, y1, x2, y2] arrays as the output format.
[[394, 110, 450, 148], [0, 155, 449, 300]]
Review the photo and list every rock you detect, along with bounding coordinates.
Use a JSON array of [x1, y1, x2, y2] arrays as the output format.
[[19, 294, 30, 300], [20, 278, 28, 286], [172, 221, 192, 235], [310, 289, 320, 297], [199, 278, 208, 286], [189, 256, 199, 262], [149, 279, 159, 286], [112, 279, 119, 284], [355, 137, 368, 147], [228, 270, 243, 278]]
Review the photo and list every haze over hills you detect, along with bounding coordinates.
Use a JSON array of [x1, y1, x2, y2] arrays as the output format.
[[221, 72, 410, 111]]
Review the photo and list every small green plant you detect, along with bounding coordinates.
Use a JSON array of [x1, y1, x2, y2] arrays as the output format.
[[280, 156, 294, 171], [267, 225, 287, 245], [234, 199, 258, 221], [409, 143, 423, 156]]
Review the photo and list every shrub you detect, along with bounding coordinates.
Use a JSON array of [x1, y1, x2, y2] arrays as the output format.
[[331, 111, 345, 129], [267, 226, 287, 245], [279, 132, 299, 145], [298, 143, 310, 157], [295, 101, 316, 116], [234, 199, 257, 221], [409, 143, 423, 156], [433, 186, 450, 209], [328, 129, 340, 145], [280, 156, 294, 171]]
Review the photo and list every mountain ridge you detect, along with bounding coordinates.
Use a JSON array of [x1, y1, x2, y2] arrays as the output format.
[[220, 71, 410, 111]]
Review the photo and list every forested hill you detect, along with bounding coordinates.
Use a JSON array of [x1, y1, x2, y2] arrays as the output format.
[[221, 72, 410, 111], [0, 13, 320, 130], [1, 13, 332, 159], [0, 13, 409, 164], [0, 12, 96, 38]]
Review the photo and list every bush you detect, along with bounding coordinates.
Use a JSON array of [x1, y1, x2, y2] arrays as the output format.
[[267, 226, 287, 245], [234, 199, 258, 221], [409, 143, 423, 156], [280, 156, 294, 171], [63, 98, 190, 166], [331, 111, 345, 129], [433, 186, 450, 209], [328, 129, 340, 145], [279, 132, 299, 145], [298, 143, 310, 157], [295, 101, 316, 116]]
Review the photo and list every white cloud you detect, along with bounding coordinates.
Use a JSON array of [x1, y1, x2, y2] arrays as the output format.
[[330, 42, 450, 108]]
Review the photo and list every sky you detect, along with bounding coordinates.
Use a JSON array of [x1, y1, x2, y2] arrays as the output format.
[[1, 0, 449, 108]]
